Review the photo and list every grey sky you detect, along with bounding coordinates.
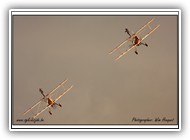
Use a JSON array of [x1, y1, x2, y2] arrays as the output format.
[[12, 15, 178, 124]]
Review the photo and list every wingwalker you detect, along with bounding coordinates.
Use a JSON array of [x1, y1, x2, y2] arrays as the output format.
[[23, 79, 73, 119], [109, 18, 160, 61]]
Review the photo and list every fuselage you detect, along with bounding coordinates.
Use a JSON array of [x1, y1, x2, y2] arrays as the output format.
[[132, 36, 141, 46], [48, 98, 54, 107]]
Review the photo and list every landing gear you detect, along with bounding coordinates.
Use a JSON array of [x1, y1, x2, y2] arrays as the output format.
[[49, 111, 52, 115], [135, 47, 138, 55], [55, 102, 62, 107], [140, 42, 148, 47], [144, 43, 148, 47], [48, 102, 62, 116], [58, 103, 62, 107], [135, 51, 138, 55]]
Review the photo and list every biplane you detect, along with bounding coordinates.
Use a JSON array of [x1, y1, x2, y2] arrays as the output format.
[[23, 79, 73, 119], [109, 18, 160, 61]]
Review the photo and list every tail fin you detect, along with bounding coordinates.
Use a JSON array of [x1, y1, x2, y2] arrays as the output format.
[[125, 28, 131, 37], [39, 88, 45, 97]]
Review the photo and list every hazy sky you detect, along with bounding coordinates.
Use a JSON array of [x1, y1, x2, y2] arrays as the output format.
[[12, 15, 178, 125]]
